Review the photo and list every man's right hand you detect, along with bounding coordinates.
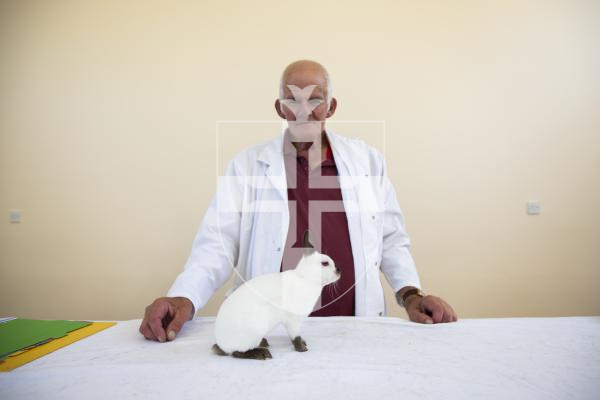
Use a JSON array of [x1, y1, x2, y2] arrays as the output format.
[[139, 297, 195, 342]]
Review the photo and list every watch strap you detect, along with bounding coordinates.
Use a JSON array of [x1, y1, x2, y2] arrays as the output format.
[[396, 288, 425, 308]]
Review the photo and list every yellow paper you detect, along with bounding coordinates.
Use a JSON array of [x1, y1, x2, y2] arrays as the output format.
[[0, 321, 116, 372]]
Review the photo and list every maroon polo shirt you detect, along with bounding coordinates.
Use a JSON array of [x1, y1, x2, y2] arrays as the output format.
[[279, 133, 356, 317]]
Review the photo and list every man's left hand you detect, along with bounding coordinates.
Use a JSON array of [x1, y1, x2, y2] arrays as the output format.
[[405, 295, 458, 324]]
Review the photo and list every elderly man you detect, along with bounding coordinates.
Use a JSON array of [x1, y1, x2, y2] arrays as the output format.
[[140, 60, 458, 342]]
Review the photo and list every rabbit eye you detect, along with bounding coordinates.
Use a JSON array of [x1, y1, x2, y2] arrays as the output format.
[[321, 261, 329, 266]]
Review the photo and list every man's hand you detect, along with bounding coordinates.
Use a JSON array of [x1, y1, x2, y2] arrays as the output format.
[[139, 297, 195, 342], [405, 295, 458, 324]]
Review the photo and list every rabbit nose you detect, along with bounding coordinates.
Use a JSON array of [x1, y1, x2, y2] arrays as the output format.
[[335, 265, 340, 273]]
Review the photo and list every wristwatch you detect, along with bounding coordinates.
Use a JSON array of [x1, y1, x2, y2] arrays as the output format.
[[396, 288, 426, 308]]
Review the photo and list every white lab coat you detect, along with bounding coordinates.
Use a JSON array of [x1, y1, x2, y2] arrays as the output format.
[[167, 127, 422, 317]]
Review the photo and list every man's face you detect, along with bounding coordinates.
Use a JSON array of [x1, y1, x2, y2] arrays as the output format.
[[276, 70, 334, 141]]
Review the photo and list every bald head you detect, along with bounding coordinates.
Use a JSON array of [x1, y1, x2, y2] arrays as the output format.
[[279, 60, 333, 104]]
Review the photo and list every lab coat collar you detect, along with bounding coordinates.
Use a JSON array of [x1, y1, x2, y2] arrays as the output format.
[[256, 126, 358, 178]]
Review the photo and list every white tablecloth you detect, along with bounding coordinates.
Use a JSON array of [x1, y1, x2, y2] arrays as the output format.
[[1, 316, 599, 400]]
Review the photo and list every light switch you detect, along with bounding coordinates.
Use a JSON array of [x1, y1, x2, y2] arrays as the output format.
[[9, 210, 22, 223], [526, 201, 540, 215]]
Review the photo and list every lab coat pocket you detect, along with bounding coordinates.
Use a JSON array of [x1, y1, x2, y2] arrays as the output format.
[[362, 212, 384, 268]]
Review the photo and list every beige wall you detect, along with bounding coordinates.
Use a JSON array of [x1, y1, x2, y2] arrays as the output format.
[[1, 0, 598, 321]]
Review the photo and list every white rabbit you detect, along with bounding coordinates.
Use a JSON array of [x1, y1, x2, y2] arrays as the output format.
[[212, 230, 340, 360]]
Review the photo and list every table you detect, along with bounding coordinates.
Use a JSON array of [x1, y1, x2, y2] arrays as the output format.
[[1, 316, 599, 399]]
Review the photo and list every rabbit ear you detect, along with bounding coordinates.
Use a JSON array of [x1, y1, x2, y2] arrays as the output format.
[[303, 230, 315, 257]]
